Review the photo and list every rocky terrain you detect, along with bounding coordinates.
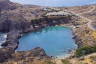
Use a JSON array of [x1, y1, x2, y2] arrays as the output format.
[[65, 4, 96, 28], [0, 0, 21, 10], [61, 4, 96, 46], [0, 0, 96, 64], [0, 47, 51, 64]]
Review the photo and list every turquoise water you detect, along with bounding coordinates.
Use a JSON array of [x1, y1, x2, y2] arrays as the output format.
[[10, 0, 96, 7], [17, 26, 77, 57]]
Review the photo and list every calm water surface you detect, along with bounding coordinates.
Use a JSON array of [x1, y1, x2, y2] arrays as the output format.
[[17, 26, 77, 58], [10, 0, 96, 7]]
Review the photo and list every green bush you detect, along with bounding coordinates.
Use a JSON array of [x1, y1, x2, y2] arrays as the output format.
[[45, 61, 55, 64], [75, 46, 96, 57], [47, 62, 55, 64], [61, 59, 70, 64]]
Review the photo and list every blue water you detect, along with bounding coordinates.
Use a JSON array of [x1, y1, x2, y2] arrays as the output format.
[[17, 26, 77, 57], [10, 0, 96, 7]]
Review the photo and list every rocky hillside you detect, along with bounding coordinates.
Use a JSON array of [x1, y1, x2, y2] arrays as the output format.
[[63, 4, 96, 46], [0, 0, 21, 10], [65, 4, 96, 21]]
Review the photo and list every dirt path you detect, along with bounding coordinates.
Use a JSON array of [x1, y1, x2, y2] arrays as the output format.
[[87, 20, 96, 31], [79, 6, 95, 15], [68, 6, 96, 31]]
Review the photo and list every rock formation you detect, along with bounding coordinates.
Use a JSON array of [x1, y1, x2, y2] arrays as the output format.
[[0, 47, 50, 64], [0, 0, 21, 10]]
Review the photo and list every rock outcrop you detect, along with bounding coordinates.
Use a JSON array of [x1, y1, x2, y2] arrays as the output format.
[[0, 0, 21, 10], [0, 10, 32, 32], [0, 47, 50, 64], [1, 31, 20, 50], [27, 47, 48, 58], [0, 0, 10, 10]]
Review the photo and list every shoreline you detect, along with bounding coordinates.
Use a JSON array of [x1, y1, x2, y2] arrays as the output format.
[[16, 25, 78, 59], [52, 49, 76, 59]]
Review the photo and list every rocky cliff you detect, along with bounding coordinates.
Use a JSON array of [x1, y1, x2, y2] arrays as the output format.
[[0, 0, 21, 10], [0, 11, 31, 32]]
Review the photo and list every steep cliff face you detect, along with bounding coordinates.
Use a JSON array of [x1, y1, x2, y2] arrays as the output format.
[[0, 10, 31, 32], [0, 0, 11, 10], [0, 0, 37, 32], [0, 19, 31, 32], [0, 0, 21, 10]]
